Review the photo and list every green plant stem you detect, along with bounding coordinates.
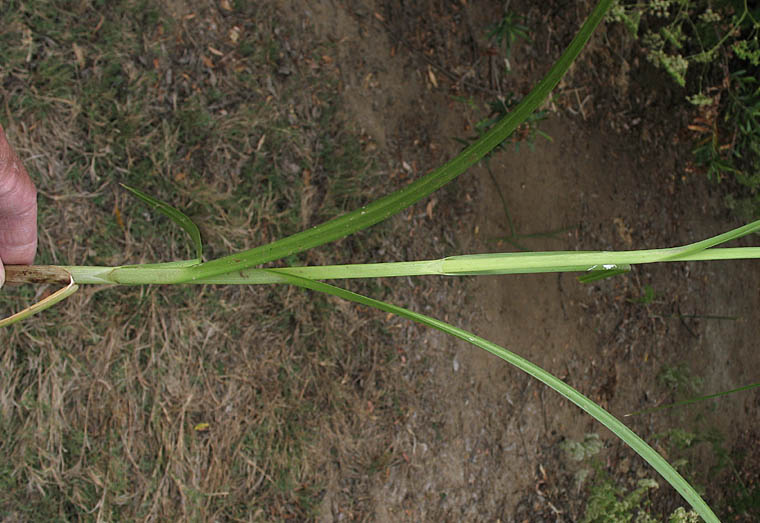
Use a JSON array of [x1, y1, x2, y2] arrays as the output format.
[[46, 246, 760, 285], [54, 217, 753, 285], [8, 218, 758, 286]]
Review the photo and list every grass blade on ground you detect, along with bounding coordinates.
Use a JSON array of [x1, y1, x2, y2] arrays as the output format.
[[626, 382, 760, 417], [270, 271, 720, 523], [661, 219, 760, 261]]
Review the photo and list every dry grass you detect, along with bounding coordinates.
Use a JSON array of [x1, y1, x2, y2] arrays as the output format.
[[0, 1, 464, 519]]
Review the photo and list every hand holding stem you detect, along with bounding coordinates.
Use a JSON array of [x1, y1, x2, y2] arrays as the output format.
[[0, 124, 37, 288]]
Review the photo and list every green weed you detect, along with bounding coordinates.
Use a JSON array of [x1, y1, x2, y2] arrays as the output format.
[[658, 364, 704, 397], [487, 3, 531, 73], [583, 476, 661, 523], [608, 0, 760, 217], [560, 433, 700, 522], [456, 93, 561, 250], [628, 284, 656, 305]]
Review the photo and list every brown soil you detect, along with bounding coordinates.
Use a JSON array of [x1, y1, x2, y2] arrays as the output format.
[[295, 0, 760, 520]]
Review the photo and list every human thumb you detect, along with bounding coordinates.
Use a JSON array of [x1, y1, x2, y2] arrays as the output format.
[[0, 124, 37, 271]]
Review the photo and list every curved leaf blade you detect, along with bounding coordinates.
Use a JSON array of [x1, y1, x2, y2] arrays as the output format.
[[121, 184, 203, 263], [0, 273, 79, 328], [272, 271, 719, 523], [181, 0, 616, 282]]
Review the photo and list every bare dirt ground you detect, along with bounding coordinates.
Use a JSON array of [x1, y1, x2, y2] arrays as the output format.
[[297, 0, 760, 520]]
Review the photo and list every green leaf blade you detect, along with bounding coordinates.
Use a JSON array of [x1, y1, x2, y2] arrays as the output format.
[[121, 184, 203, 263], [662, 219, 760, 261], [179, 0, 616, 283], [577, 265, 631, 283], [272, 271, 719, 523]]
